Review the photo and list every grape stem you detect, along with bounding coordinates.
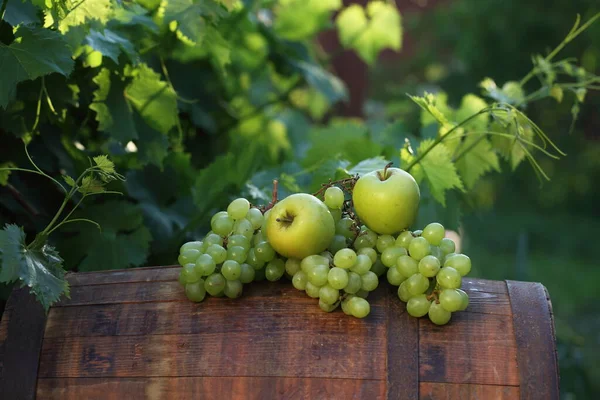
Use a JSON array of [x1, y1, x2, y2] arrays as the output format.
[[261, 180, 279, 213]]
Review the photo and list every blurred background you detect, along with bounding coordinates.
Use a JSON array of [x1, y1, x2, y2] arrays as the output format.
[[0, 0, 599, 398]]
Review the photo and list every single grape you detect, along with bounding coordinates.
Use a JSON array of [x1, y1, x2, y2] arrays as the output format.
[[292, 271, 308, 290], [328, 235, 348, 254], [204, 273, 226, 296], [355, 289, 369, 299], [398, 281, 411, 302], [266, 259, 285, 281], [185, 280, 206, 302], [319, 299, 338, 312], [418, 255, 441, 277], [234, 219, 254, 238], [430, 246, 444, 263], [407, 294, 431, 317], [371, 260, 386, 277], [255, 241, 275, 263], [439, 238, 456, 254], [178, 270, 187, 286], [334, 248, 357, 269], [376, 235, 395, 253], [357, 247, 377, 263], [422, 222, 445, 246], [224, 280, 243, 299], [228, 234, 250, 250], [350, 254, 372, 275], [307, 264, 330, 287], [437, 267, 462, 289], [212, 216, 234, 237], [395, 231, 414, 249], [428, 301, 452, 325], [324, 186, 344, 209], [227, 246, 248, 264], [397, 255, 418, 277], [444, 254, 471, 276], [353, 233, 375, 250], [211, 211, 228, 224], [319, 285, 340, 305], [206, 244, 227, 264], [405, 273, 430, 296], [179, 249, 201, 266], [181, 263, 201, 284], [239, 263, 255, 283], [205, 233, 224, 246], [301, 255, 328, 273], [408, 237, 430, 260], [341, 296, 353, 315], [305, 282, 321, 298], [246, 248, 265, 270], [328, 207, 342, 224], [336, 218, 355, 239], [246, 208, 264, 230], [386, 266, 406, 286], [180, 241, 203, 254], [221, 260, 242, 281], [457, 289, 469, 311], [285, 258, 301, 276], [347, 297, 370, 318], [360, 271, 379, 291], [381, 246, 408, 267], [195, 254, 216, 276], [443, 253, 457, 264], [328, 267, 349, 289], [345, 272, 362, 294], [439, 288, 463, 312], [227, 198, 250, 220]]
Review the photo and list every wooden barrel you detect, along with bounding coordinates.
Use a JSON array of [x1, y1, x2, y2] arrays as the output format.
[[0, 266, 559, 400]]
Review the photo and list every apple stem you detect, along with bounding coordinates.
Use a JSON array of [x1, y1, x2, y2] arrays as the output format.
[[276, 216, 294, 223], [377, 162, 394, 181]]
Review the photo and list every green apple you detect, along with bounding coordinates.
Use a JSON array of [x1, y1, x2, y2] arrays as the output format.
[[352, 167, 420, 234], [266, 193, 335, 259]]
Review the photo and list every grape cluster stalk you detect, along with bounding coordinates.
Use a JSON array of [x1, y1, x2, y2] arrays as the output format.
[[177, 184, 472, 324]]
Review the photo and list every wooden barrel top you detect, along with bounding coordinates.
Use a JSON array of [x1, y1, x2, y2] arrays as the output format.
[[0, 266, 559, 399]]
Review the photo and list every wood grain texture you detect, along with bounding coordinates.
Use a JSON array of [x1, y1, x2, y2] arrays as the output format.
[[506, 281, 560, 400], [419, 382, 519, 399], [37, 377, 386, 400], [386, 288, 419, 399], [67, 266, 180, 287], [419, 311, 519, 386], [0, 288, 48, 400]]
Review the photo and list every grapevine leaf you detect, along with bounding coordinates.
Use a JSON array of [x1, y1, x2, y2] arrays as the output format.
[[113, 4, 159, 31], [347, 157, 391, 176], [44, 0, 113, 33], [490, 122, 535, 170], [161, 0, 227, 44], [480, 78, 525, 105], [336, 1, 402, 65], [0, 26, 74, 109], [59, 201, 152, 271], [0, 162, 16, 186], [455, 94, 488, 129], [409, 92, 452, 128], [293, 61, 348, 104], [62, 175, 76, 187], [309, 158, 351, 191], [0, 224, 70, 311], [455, 136, 500, 189], [93, 155, 116, 173], [86, 29, 138, 64], [126, 64, 178, 135], [4, 0, 40, 26], [134, 112, 170, 168], [90, 68, 138, 142], [79, 176, 105, 194], [274, 0, 342, 41], [402, 140, 464, 206]]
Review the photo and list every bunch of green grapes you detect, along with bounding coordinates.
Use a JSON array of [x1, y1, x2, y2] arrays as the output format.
[[379, 222, 471, 325], [177, 198, 286, 302]]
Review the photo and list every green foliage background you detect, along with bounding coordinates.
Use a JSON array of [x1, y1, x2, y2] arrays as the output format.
[[0, 0, 598, 398]]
